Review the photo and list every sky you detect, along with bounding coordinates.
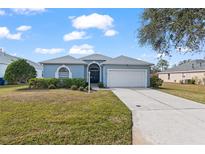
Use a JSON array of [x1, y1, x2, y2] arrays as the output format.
[[0, 8, 204, 66]]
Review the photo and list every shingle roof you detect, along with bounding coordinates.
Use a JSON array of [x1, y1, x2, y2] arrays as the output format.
[[40, 55, 86, 64], [160, 59, 205, 73], [0, 51, 42, 70], [80, 53, 112, 61], [101, 55, 153, 65]]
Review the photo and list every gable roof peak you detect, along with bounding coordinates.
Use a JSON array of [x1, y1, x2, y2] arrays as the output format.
[[160, 59, 205, 73], [102, 55, 153, 65], [79, 53, 112, 61]]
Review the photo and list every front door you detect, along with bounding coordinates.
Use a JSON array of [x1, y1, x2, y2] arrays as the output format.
[[90, 70, 100, 83], [89, 63, 100, 83]]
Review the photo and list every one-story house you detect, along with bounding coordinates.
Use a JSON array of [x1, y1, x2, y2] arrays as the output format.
[[158, 59, 205, 85], [0, 48, 43, 78], [40, 54, 153, 88]]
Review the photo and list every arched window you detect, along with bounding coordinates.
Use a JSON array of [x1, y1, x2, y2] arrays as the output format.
[[55, 65, 72, 79], [58, 67, 69, 78]]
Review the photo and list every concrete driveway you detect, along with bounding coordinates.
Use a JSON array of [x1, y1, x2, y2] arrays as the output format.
[[112, 88, 205, 144]]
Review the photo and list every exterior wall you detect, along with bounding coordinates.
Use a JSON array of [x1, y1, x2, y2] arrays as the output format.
[[0, 64, 8, 78], [102, 65, 151, 87], [43, 64, 85, 78], [159, 71, 205, 85]]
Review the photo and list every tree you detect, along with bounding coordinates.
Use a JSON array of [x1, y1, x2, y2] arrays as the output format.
[[138, 9, 205, 56], [156, 59, 169, 71], [4, 59, 36, 84], [151, 65, 160, 74]]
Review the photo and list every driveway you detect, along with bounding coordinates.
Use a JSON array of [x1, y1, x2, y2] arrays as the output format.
[[112, 88, 205, 144]]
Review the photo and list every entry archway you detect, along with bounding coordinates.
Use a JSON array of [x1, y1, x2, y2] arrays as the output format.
[[88, 63, 100, 83]]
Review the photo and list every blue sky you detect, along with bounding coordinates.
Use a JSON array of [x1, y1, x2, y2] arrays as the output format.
[[0, 8, 204, 66]]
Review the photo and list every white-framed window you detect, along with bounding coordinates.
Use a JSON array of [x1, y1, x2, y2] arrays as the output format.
[[55, 65, 72, 79], [59, 67, 69, 78]]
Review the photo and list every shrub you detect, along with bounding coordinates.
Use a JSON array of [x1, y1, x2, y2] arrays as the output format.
[[36, 79, 48, 89], [47, 78, 59, 87], [71, 78, 87, 88], [56, 79, 66, 88], [4, 59, 36, 84], [185, 79, 195, 84], [150, 75, 163, 88], [29, 78, 86, 89], [193, 76, 202, 85], [79, 86, 84, 91], [98, 82, 104, 88], [71, 85, 78, 90], [191, 79, 195, 84], [48, 84, 56, 89], [29, 78, 37, 88], [61, 78, 72, 88], [179, 80, 184, 84]]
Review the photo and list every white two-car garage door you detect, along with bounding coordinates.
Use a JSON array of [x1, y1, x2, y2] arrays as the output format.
[[107, 69, 147, 88]]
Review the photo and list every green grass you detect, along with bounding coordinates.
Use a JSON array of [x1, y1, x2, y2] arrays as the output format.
[[0, 85, 132, 145], [159, 82, 205, 104]]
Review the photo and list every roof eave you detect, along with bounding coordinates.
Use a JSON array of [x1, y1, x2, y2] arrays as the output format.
[[158, 69, 205, 74], [40, 62, 87, 65], [101, 63, 153, 66]]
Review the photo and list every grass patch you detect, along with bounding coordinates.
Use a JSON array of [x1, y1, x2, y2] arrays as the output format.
[[159, 82, 205, 104], [0, 85, 131, 144]]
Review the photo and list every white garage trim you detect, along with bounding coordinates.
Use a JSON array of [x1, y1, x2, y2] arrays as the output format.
[[107, 69, 147, 88]]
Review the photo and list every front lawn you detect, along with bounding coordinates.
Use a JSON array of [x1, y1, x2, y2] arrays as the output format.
[[0, 85, 132, 144], [159, 82, 205, 104]]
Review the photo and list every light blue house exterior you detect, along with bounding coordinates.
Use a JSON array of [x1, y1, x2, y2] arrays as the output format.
[[41, 54, 153, 88]]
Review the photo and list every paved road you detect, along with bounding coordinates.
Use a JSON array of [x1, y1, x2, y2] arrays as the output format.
[[112, 88, 205, 144]]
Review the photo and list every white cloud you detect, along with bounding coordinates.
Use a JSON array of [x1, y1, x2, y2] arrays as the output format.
[[68, 16, 75, 20], [72, 13, 114, 30], [104, 29, 118, 37], [0, 9, 6, 16], [11, 8, 46, 15], [0, 27, 9, 37], [16, 25, 32, 31], [0, 27, 22, 40], [35, 48, 65, 54], [69, 44, 95, 55], [6, 33, 22, 40], [63, 31, 88, 41]]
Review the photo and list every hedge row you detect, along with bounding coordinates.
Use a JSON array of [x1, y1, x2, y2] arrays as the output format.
[[29, 78, 87, 89]]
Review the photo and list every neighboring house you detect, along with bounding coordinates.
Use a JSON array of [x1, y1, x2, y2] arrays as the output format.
[[0, 49, 43, 78], [40, 54, 153, 88], [158, 59, 205, 85]]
